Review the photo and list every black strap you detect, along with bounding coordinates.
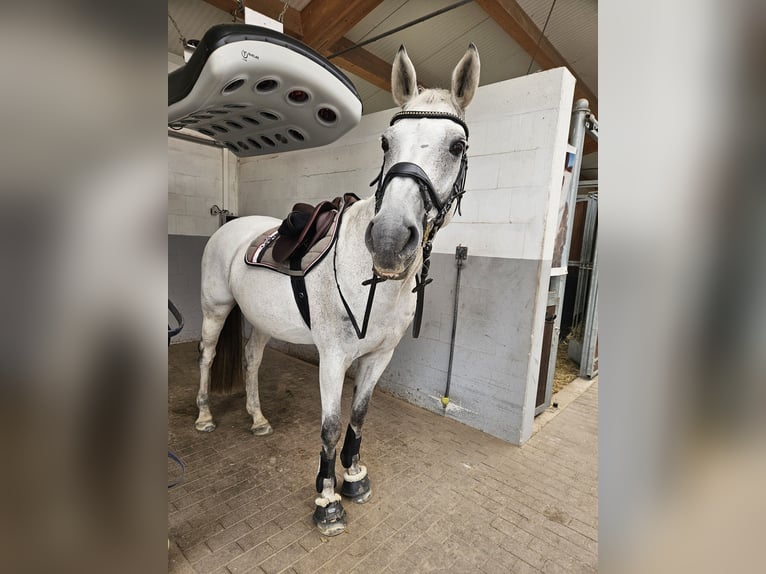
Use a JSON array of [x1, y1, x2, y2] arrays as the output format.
[[290, 255, 311, 328], [315, 450, 336, 492], [376, 161, 442, 215], [333, 248, 386, 339], [329, 199, 387, 340], [411, 241, 434, 338], [340, 424, 362, 468]]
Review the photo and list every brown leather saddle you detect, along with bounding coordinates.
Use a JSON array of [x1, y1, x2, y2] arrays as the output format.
[[244, 194, 360, 328], [272, 200, 337, 263], [245, 193, 359, 275]]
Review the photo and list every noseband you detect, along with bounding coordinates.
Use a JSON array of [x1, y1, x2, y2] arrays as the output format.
[[367, 110, 470, 338]]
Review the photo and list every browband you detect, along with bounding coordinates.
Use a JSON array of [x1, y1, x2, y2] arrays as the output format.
[[390, 110, 469, 138]]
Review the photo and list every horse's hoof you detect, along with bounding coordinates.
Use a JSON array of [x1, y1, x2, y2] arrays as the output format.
[[250, 423, 273, 436], [312, 501, 346, 536], [195, 421, 216, 432], [340, 475, 372, 504]]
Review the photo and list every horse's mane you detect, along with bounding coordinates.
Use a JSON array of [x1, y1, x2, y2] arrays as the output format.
[[402, 88, 464, 119]]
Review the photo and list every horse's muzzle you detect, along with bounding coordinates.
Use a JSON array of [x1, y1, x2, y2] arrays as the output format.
[[365, 219, 421, 279]]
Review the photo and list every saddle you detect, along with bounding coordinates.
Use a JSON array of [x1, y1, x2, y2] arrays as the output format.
[[245, 193, 358, 275], [244, 194, 359, 328], [273, 200, 337, 263]]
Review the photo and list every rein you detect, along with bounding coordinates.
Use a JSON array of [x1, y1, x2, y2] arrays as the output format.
[[337, 110, 469, 340], [332, 215, 387, 340]]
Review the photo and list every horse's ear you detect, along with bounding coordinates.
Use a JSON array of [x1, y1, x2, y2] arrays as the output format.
[[391, 45, 418, 107], [451, 43, 480, 111]]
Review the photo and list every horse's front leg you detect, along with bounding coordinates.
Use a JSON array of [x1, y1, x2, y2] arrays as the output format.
[[340, 349, 394, 504], [313, 355, 350, 536]]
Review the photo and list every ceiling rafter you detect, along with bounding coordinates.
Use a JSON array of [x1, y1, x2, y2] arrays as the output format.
[[301, 0, 385, 53], [326, 37, 392, 92]]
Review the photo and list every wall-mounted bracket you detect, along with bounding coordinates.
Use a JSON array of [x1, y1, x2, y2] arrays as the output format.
[[210, 204, 233, 227]]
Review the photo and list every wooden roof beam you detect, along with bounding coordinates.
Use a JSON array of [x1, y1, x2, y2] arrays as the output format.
[[301, 0, 384, 52], [326, 37, 392, 92]]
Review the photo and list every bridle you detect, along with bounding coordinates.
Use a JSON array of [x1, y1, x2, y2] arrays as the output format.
[[364, 110, 470, 338], [371, 110, 469, 227], [334, 109, 469, 340]]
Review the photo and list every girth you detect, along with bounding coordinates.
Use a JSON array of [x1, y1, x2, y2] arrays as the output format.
[[290, 255, 311, 328]]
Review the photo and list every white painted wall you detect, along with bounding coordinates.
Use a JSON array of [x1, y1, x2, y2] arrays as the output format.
[[437, 71, 575, 263], [168, 136, 238, 236], [235, 68, 575, 444], [168, 53, 239, 237], [238, 109, 389, 218]]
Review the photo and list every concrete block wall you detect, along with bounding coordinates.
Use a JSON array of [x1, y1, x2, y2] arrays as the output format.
[[168, 234, 209, 343], [237, 68, 574, 444], [168, 136, 238, 342], [168, 136, 238, 237]]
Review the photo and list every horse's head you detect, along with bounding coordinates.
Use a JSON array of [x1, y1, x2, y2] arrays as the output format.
[[365, 44, 480, 279]]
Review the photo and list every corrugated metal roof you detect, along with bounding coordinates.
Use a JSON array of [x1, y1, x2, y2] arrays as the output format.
[[517, 0, 597, 91]]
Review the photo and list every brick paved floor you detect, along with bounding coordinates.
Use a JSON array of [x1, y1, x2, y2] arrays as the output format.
[[168, 342, 598, 573]]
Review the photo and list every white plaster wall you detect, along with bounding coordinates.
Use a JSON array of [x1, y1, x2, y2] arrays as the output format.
[[168, 53, 239, 237], [168, 137, 238, 236], [436, 70, 575, 261], [238, 111, 389, 218]]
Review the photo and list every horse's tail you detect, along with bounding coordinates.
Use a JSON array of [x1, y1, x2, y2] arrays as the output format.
[[210, 305, 245, 394]]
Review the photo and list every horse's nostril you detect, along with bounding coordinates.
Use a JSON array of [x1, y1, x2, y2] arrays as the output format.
[[368, 220, 420, 256], [404, 225, 419, 253]]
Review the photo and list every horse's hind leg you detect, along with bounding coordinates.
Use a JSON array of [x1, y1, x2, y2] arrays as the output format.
[[340, 349, 394, 504], [195, 304, 231, 432], [245, 328, 272, 435]]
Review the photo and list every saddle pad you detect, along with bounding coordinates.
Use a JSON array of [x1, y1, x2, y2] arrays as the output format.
[[244, 214, 339, 276]]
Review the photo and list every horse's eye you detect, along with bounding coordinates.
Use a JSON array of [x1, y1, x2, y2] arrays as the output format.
[[449, 140, 466, 156], [381, 137, 389, 152]]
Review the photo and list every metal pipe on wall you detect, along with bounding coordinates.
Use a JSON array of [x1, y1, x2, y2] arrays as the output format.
[[580, 240, 599, 377], [442, 245, 468, 409]]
